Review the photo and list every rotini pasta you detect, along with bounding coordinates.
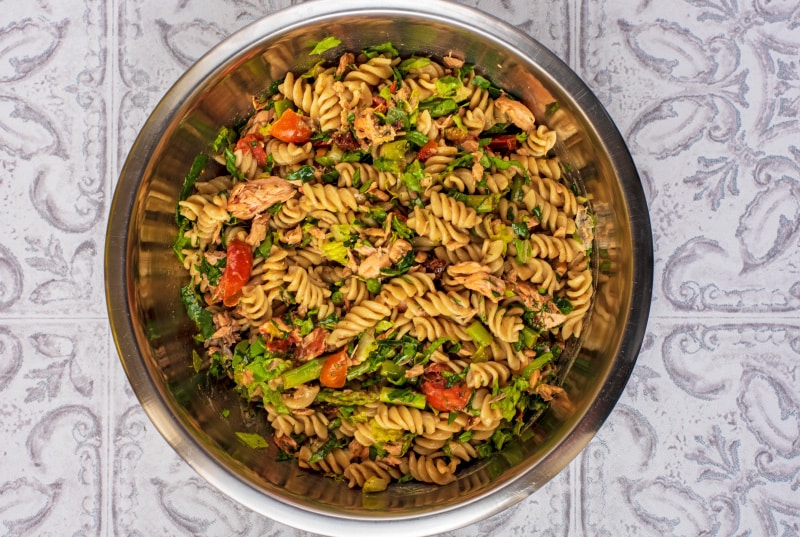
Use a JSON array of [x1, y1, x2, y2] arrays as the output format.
[[174, 42, 595, 493]]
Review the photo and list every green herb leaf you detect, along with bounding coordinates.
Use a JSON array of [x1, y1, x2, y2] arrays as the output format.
[[321, 240, 350, 266], [309, 36, 342, 56], [235, 432, 269, 449], [308, 437, 344, 464], [385, 107, 410, 130], [545, 101, 560, 116], [180, 284, 214, 340], [224, 146, 243, 180], [418, 97, 459, 119], [391, 215, 415, 239], [514, 238, 532, 264], [363, 42, 399, 58], [191, 349, 203, 373], [173, 221, 192, 262], [199, 255, 225, 286], [176, 154, 208, 224], [470, 75, 502, 98], [373, 157, 402, 173], [256, 232, 275, 259], [435, 75, 462, 98], [403, 130, 429, 147], [211, 128, 235, 154], [286, 164, 316, 183], [380, 250, 415, 277], [401, 160, 424, 193], [511, 222, 530, 239], [398, 56, 431, 72], [554, 296, 574, 315]]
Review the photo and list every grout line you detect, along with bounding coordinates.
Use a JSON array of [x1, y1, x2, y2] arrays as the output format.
[[103, 1, 117, 535], [568, 0, 580, 71]]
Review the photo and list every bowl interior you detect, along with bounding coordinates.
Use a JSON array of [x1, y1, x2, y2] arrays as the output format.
[[107, 1, 652, 534]]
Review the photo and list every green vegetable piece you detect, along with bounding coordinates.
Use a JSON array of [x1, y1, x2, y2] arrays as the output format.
[[380, 250, 415, 277], [470, 75, 502, 98], [374, 319, 394, 334], [373, 157, 402, 173], [554, 296, 575, 314], [310, 36, 342, 56], [521, 352, 554, 379], [511, 221, 530, 239], [362, 476, 389, 493], [224, 146, 243, 180], [282, 357, 326, 389], [180, 284, 214, 340], [466, 320, 493, 347], [514, 238, 532, 264], [391, 215, 416, 240], [398, 56, 431, 72], [191, 349, 203, 373], [308, 437, 343, 464], [363, 42, 399, 58], [173, 221, 191, 262], [380, 360, 406, 385], [403, 130, 429, 147], [210, 127, 234, 153], [316, 389, 379, 406], [273, 98, 292, 119], [401, 160, 424, 193], [366, 278, 382, 294], [351, 328, 377, 366], [418, 97, 459, 118], [379, 387, 427, 409], [381, 139, 407, 161], [235, 431, 269, 449], [286, 164, 316, 183], [518, 327, 538, 350], [256, 232, 275, 259], [321, 240, 350, 265], [462, 193, 501, 214], [435, 75, 462, 98], [176, 154, 208, 224]]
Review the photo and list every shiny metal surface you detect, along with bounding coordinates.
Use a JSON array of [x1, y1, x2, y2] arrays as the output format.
[[105, 1, 653, 535]]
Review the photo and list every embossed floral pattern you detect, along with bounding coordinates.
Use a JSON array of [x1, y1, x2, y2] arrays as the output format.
[[0, 0, 798, 535]]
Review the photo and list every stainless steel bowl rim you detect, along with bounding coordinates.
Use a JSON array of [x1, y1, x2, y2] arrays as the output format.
[[106, 1, 653, 535]]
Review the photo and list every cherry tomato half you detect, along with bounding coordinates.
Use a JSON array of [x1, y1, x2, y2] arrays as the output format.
[[417, 139, 439, 162], [420, 363, 473, 412], [210, 239, 253, 306], [270, 109, 313, 144], [487, 134, 518, 152], [320, 348, 349, 389], [235, 133, 267, 167]]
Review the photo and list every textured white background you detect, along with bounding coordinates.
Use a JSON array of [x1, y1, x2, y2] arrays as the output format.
[[0, 0, 799, 535]]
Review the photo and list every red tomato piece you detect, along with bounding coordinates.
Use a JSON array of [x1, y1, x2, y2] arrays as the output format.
[[487, 134, 518, 152], [417, 139, 439, 162], [320, 348, 349, 388], [210, 239, 253, 306], [420, 363, 472, 412], [235, 133, 267, 167], [270, 109, 313, 144]]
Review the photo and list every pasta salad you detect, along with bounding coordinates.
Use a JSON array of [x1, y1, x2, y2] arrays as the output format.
[[174, 40, 595, 491]]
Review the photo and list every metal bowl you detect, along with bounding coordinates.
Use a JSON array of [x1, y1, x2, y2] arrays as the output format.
[[105, 1, 653, 535]]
